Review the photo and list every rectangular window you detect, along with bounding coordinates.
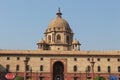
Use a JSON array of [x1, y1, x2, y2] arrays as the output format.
[[7, 57, 10, 60], [40, 77, 43, 80], [107, 58, 110, 61], [6, 65, 10, 72], [17, 57, 20, 60], [40, 57, 43, 60], [74, 58, 77, 61], [87, 66, 91, 72], [16, 65, 19, 71], [108, 66, 111, 73], [118, 66, 120, 72], [74, 77, 78, 80], [118, 59, 120, 62], [97, 58, 100, 61], [98, 66, 101, 72], [73, 65, 77, 72], [26, 76, 30, 79], [87, 58, 90, 61], [40, 65, 43, 71]]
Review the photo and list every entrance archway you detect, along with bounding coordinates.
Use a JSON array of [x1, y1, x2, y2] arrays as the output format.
[[53, 61, 64, 80]]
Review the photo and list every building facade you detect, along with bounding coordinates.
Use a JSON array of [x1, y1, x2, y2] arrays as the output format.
[[0, 8, 120, 80]]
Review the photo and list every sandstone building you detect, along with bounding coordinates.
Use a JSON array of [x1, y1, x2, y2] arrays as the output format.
[[0, 8, 120, 80]]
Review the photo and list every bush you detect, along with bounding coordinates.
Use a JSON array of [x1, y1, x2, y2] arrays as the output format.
[[94, 76, 106, 80], [14, 76, 24, 80]]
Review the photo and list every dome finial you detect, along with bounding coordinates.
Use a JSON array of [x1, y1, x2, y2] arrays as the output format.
[[56, 8, 62, 18], [58, 7, 61, 13]]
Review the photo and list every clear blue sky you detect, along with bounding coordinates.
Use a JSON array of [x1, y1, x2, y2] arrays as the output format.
[[0, 0, 120, 50]]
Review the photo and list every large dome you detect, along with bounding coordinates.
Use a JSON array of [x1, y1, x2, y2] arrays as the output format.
[[48, 17, 70, 29], [46, 8, 72, 32]]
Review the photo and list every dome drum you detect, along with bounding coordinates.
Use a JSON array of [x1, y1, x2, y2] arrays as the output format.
[[45, 27, 72, 33]]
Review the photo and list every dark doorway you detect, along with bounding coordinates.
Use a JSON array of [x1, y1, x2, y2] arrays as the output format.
[[53, 61, 64, 80]]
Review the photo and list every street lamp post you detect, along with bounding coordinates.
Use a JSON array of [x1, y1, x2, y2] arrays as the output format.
[[30, 67, 32, 80], [79, 71, 81, 80], [85, 68, 88, 80], [24, 57, 29, 80], [108, 72, 111, 80], [90, 56, 95, 80]]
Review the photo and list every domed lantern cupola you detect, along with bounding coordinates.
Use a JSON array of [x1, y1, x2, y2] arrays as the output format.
[[72, 39, 81, 51], [37, 39, 50, 50]]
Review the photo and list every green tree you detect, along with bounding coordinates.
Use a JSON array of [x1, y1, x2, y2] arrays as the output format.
[[14, 76, 24, 80]]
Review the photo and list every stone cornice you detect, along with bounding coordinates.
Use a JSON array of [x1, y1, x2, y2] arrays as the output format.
[[0, 49, 120, 56]]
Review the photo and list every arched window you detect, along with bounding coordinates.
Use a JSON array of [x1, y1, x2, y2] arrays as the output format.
[[57, 34, 61, 42], [108, 66, 111, 73], [118, 66, 120, 72], [73, 65, 77, 72], [48, 35, 51, 43], [98, 66, 101, 72], [66, 36, 69, 44], [40, 65, 43, 71]]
